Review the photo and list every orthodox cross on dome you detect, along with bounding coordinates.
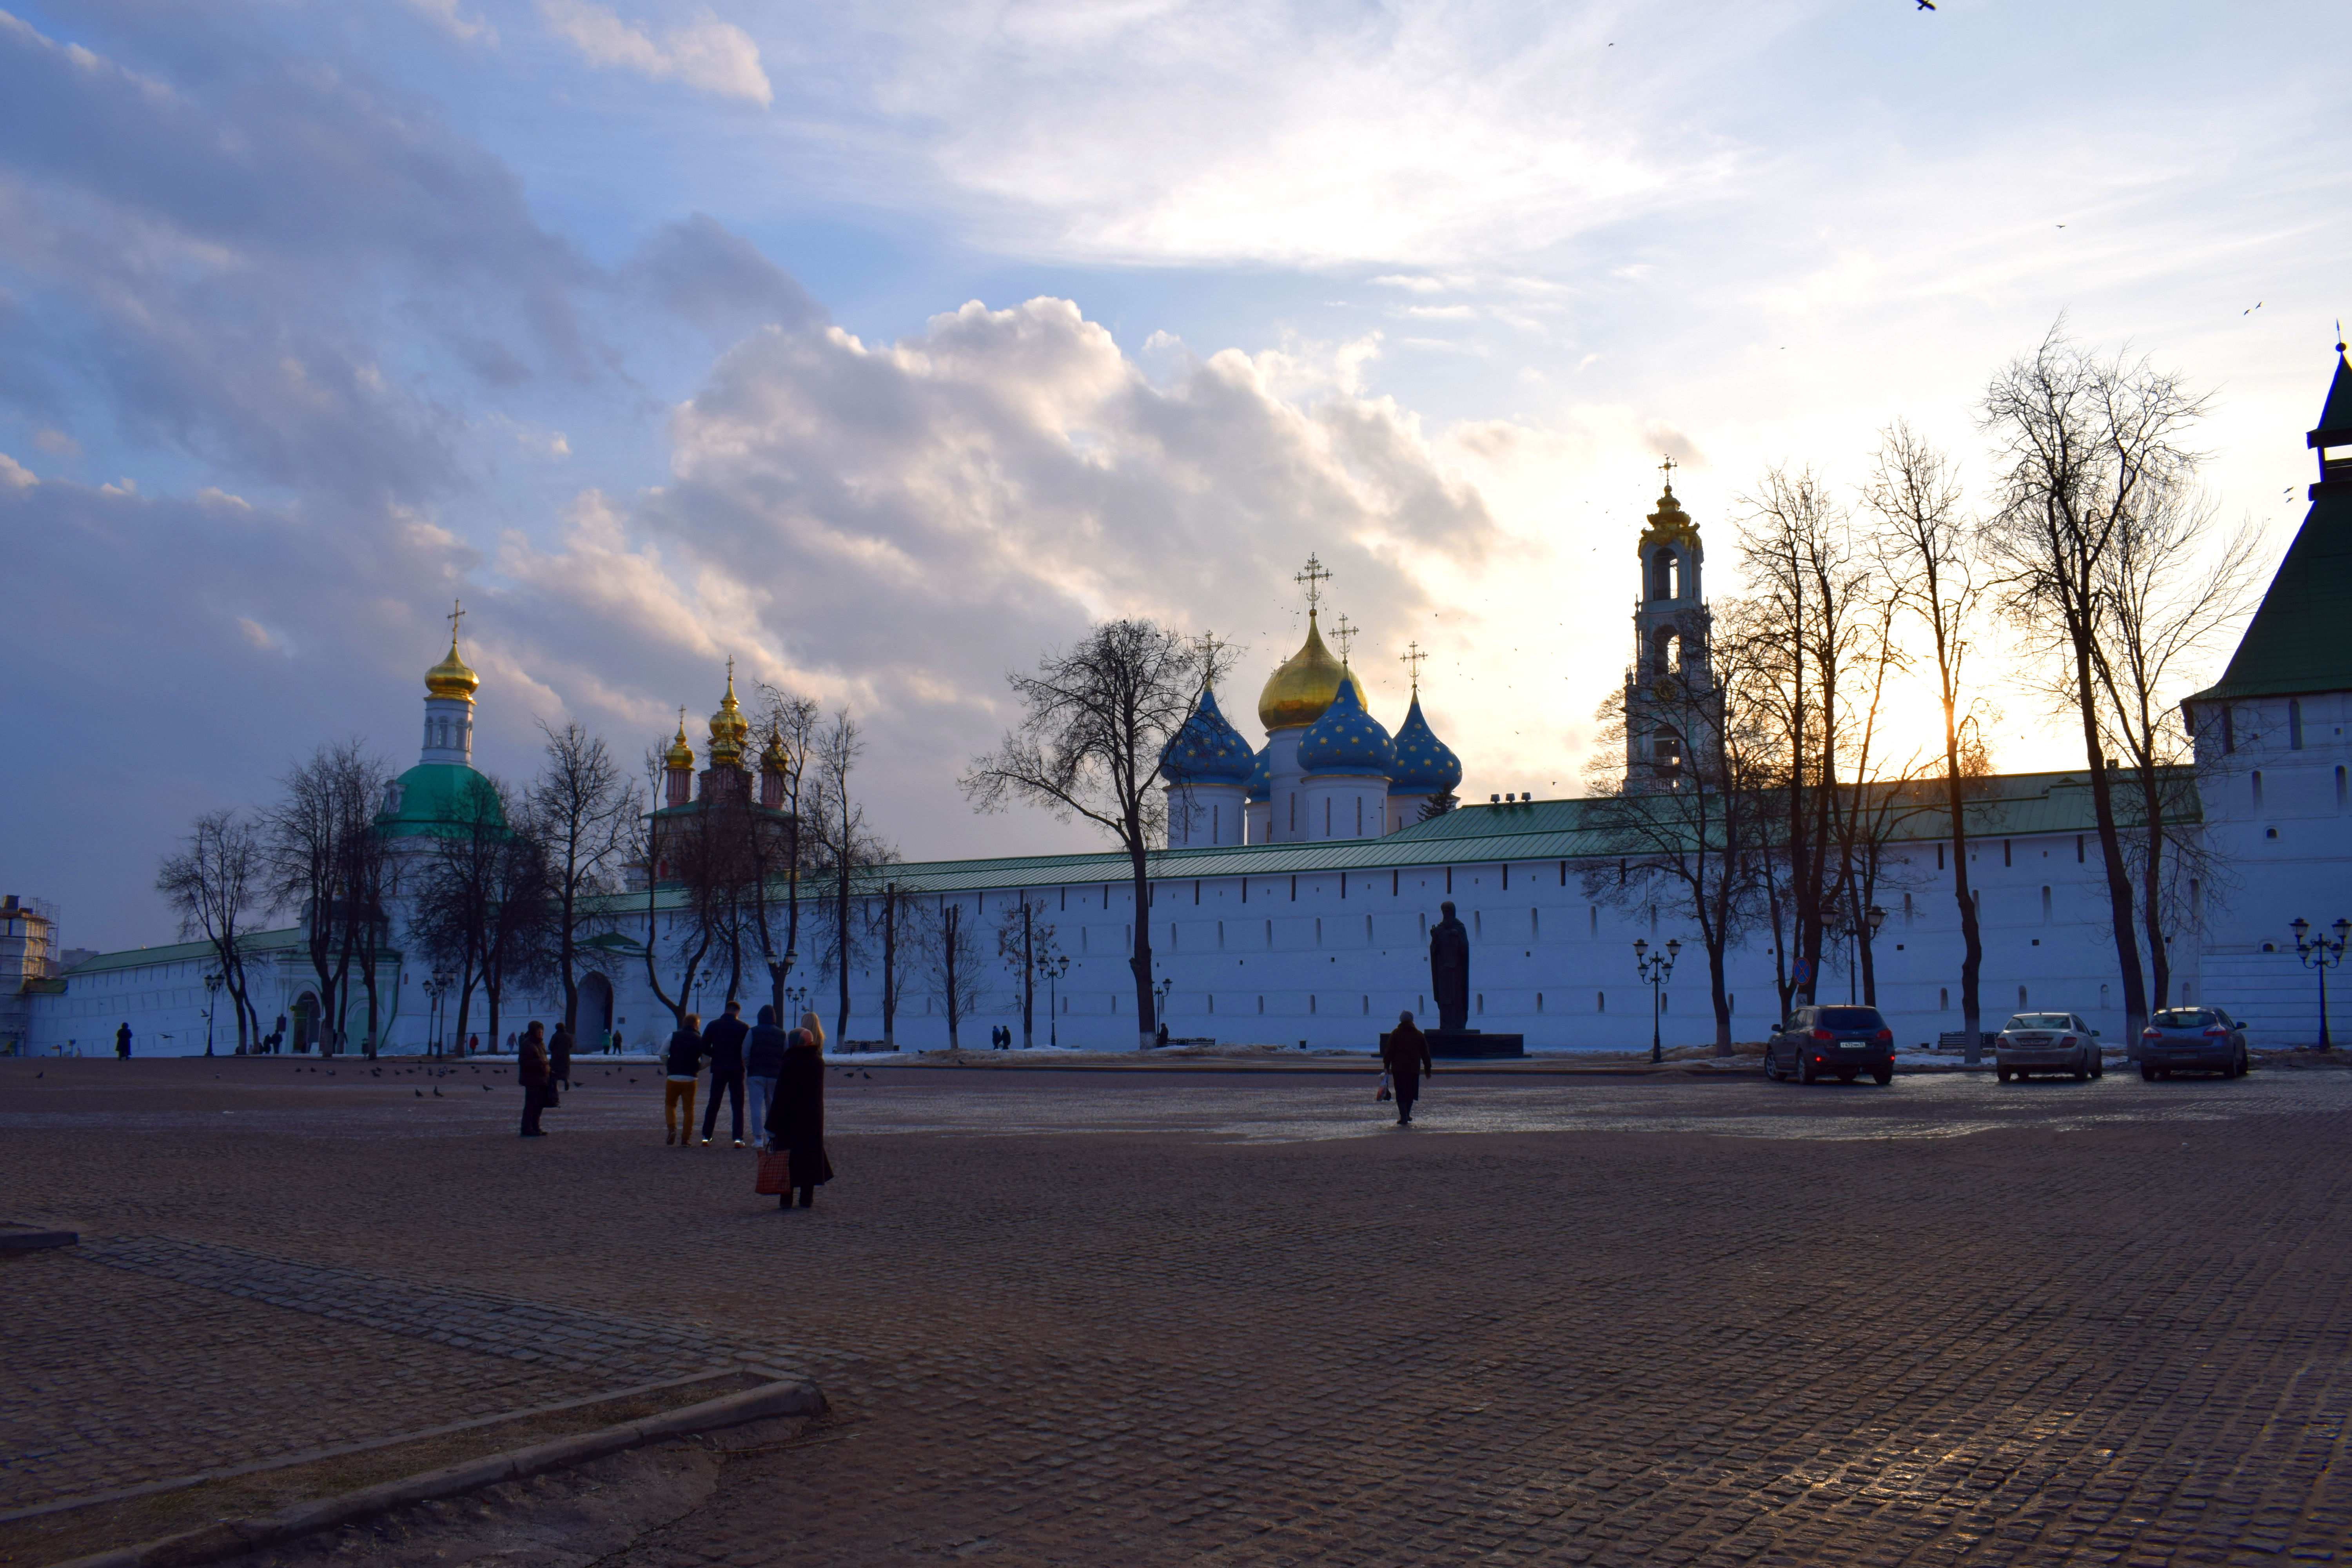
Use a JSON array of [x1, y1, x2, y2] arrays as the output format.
[[1401, 640, 1427, 693], [1332, 613, 1357, 665], [1658, 455, 1678, 490], [447, 598, 465, 644], [1294, 554, 1332, 617], [1195, 628, 1228, 685]]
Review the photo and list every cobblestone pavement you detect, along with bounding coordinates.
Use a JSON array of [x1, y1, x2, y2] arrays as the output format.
[[4, 1056, 2350, 1566]]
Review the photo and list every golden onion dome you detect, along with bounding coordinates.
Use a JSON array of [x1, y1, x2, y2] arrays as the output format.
[[665, 710, 695, 771], [1257, 613, 1368, 731], [424, 633, 479, 700], [1639, 481, 1702, 555], [759, 728, 789, 774], [708, 665, 750, 765]]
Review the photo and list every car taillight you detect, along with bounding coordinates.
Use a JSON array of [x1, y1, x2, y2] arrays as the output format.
[[1873, 1028, 1893, 1044], [2059, 1035, 2077, 1046], [2204, 1026, 2227, 1036], [2142, 1027, 2162, 1038], [1811, 1029, 1834, 1042]]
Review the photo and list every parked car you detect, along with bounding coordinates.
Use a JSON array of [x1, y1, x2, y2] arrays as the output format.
[[2138, 1008, 2250, 1079], [1993, 1012, 2103, 1082], [1764, 1005, 1895, 1085]]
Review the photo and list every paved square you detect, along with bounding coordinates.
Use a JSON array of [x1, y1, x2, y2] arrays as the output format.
[[4, 1056, 2349, 1566]]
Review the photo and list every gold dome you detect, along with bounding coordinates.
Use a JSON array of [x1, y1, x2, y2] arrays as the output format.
[[1638, 482, 1701, 554], [665, 710, 695, 771], [1258, 612, 1369, 731], [759, 728, 789, 774], [424, 633, 479, 700], [708, 663, 750, 766]]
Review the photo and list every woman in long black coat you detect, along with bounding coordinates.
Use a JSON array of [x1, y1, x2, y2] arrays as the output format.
[[766, 1011, 834, 1209]]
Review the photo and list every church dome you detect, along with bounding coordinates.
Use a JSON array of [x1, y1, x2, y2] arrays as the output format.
[[665, 710, 695, 771], [1298, 677, 1395, 777], [759, 727, 789, 775], [708, 666, 750, 766], [1245, 746, 1270, 803], [1258, 613, 1368, 730], [424, 634, 479, 700], [1387, 693, 1462, 795], [1161, 685, 1255, 785]]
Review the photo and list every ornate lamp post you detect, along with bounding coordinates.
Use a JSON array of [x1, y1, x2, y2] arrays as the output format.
[[1633, 937, 1681, 1064], [203, 971, 221, 1057], [1044, 954, 1071, 1048], [1154, 975, 1174, 1048], [422, 973, 450, 1057], [2288, 918, 2350, 1050], [1841, 906, 1887, 1004]]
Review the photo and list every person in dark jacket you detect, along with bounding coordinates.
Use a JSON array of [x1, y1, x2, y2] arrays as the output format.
[[116, 1022, 132, 1060], [549, 1022, 574, 1096], [745, 1004, 790, 1136], [1381, 1011, 1434, 1126], [699, 999, 751, 1148], [518, 1021, 552, 1137], [663, 1015, 704, 1146], [767, 1011, 834, 1209]]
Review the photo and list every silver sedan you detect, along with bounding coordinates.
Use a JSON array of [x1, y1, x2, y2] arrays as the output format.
[[1994, 1013, 2104, 1083]]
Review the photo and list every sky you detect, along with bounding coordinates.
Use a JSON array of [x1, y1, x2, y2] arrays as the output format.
[[3, 0, 2347, 951]]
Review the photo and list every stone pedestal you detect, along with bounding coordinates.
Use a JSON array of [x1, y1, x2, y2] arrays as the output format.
[[1410, 1030, 1526, 1059]]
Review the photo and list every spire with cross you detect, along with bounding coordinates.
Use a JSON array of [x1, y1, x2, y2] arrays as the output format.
[[1401, 639, 1427, 694], [447, 598, 465, 648], [1195, 628, 1228, 688], [1658, 454, 1678, 492], [1294, 554, 1332, 618], [1332, 612, 1357, 665]]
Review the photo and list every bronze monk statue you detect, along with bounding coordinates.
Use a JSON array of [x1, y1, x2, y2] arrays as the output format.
[[1428, 900, 1470, 1033]]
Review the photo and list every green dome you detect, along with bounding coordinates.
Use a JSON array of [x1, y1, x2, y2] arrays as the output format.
[[376, 763, 508, 840]]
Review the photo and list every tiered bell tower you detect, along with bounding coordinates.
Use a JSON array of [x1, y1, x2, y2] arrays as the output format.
[[1624, 461, 1713, 788]]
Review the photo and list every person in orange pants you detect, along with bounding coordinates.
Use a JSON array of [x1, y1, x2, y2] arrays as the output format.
[[662, 1013, 705, 1146]]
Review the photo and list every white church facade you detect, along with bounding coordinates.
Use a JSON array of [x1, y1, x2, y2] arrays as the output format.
[[15, 354, 2352, 1056]]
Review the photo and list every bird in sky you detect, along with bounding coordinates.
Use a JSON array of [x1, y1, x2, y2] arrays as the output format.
[[2245, 302, 2263, 314], [1918, 1, 1935, 8]]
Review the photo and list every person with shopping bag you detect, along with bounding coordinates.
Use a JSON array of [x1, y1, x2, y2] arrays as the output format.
[[1381, 1011, 1434, 1127], [760, 1011, 835, 1210]]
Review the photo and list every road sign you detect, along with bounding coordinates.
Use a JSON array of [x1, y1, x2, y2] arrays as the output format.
[[1790, 957, 1815, 986]]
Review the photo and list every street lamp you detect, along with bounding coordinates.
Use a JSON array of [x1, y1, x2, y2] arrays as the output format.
[[423, 974, 450, 1057], [1154, 975, 1174, 1049], [1838, 906, 1887, 1004], [2288, 918, 2350, 1050], [1632, 937, 1681, 1064], [203, 972, 221, 1057], [1044, 953, 1071, 1048]]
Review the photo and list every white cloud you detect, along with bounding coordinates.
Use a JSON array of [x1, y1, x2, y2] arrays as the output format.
[[402, 0, 499, 47], [538, 1, 771, 105], [0, 452, 35, 491]]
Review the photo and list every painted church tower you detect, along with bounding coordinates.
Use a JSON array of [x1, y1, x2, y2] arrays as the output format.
[[1624, 467, 1714, 788], [377, 603, 505, 843]]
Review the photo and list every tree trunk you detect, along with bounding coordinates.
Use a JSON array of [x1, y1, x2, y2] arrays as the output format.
[[1021, 902, 1035, 1049], [1127, 839, 1156, 1051], [2073, 635, 2150, 1036], [881, 892, 897, 1048]]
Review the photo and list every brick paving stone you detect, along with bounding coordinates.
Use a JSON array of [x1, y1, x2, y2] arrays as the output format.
[[3, 1058, 2351, 1565]]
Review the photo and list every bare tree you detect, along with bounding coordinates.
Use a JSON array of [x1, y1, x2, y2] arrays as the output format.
[[524, 721, 639, 1036], [1866, 423, 1994, 1059], [928, 895, 991, 1051], [995, 895, 1060, 1049], [156, 809, 265, 1052], [866, 880, 926, 1050], [750, 686, 820, 1023], [263, 740, 390, 1055], [2091, 481, 2263, 1007], [962, 621, 1234, 1049], [1981, 323, 2210, 1040], [410, 775, 507, 1055], [1737, 469, 1876, 1011], [804, 710, 891, 1044], [1584, 610, 1775, 1055], [639, 744, 718, 1033]]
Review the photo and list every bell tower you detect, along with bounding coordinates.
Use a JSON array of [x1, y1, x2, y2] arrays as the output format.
[[1624, 461, 1714, 787]]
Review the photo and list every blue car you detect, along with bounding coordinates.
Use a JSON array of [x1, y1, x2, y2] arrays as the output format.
[[2137, 1008, 2249, 1080]]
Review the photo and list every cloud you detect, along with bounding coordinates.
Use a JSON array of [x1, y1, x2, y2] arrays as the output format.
[[0, 9, 590, 506], [0, 450, 33, 490], [402, 0, 499, 47], [538, 2, 772, 105], [623, 212, 824, 338], [31, 426, 78, 456]]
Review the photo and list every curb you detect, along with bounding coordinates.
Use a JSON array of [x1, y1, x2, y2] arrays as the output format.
[[48, 1377, 825, 1568], [1, 1224, 79, 1254]]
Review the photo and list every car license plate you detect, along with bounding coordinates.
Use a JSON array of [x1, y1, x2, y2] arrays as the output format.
[[1840, 1041, 1865, 1049]]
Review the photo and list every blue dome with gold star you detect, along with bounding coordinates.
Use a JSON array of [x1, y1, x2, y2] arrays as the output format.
[[1387, 693, 1462, 796], [1161, 685, 1256, 784], [1299, 677, 1396, 777], [1245, 746, 1270, 802]]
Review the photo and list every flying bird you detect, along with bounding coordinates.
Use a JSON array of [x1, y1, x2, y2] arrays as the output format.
[[1917, 1, 1934, 8], [2245, 302, 2263, 314]]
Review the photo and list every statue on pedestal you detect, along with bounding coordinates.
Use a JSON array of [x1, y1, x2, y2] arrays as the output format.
[[1428, 900, 1470, 1033]]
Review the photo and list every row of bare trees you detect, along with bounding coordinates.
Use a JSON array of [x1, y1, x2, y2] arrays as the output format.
[[1585, 324, 2259, 1060]]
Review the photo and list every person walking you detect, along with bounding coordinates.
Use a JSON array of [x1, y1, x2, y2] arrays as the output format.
[[767, 1011, 834, 1209], [663, 1015, 704, 1146], [518, 1021, 552, 1137], [116, 1022, 132, 1060], [1382, 1010, 1434, 1127], [700, 999, 751, 1147], [550, 1021, 575, 1099], [745, 1004, 789, 1142]]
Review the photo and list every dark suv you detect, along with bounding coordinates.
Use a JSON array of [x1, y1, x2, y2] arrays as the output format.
[[1765, 1005, 1896, 1085], [2137, 1007, 2250, 1079]]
